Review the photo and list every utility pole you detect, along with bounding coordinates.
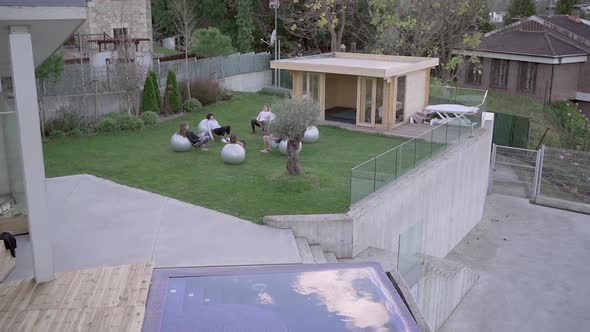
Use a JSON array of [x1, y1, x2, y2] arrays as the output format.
[[270, 0, 280, 87]]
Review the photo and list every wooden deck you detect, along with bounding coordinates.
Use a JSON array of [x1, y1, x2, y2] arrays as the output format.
[[0, 263, 153, 332], [319, 120, 434, 139]]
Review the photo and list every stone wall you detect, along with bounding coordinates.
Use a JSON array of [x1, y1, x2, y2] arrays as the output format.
[[79, 0, 152, 53]]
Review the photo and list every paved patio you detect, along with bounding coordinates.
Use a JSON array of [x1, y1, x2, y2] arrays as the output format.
[[440, 194, 590, 332], [7, 174, 301, 281]]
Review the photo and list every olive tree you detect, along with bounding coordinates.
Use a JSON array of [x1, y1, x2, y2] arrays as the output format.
[[269, 98, 320, 175]]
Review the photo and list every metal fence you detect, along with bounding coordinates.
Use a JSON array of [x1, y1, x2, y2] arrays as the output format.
[[490, 145, 539, 198], [538, 147, 590, 205], [154, 52, 271, 86], [350, 114, 481, 205]]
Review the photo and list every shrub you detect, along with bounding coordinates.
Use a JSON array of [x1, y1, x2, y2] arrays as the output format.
[[221, 88, 232, 101], [183, 98, 203, 113], [49, 130, 66, 139], [140, 111, 159, 126], [148, 70, 161, 106], [48, 106, 85, 133], [190, 28, 235, 58], [260, 87, 291, 97], [552, 101, 590, 151], [186, 79, 224, 106], [68, 129, 84, 137], [164, 70, 182, 113], [141, 75, 160, 113], [96, 117, 118, 133], [96, 113, 144, 133]]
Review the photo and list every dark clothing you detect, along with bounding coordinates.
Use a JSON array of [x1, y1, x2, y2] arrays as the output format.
[[186, 131, 210, 147], [212, 126, 231, 137], [0, 232, 17, 257], [251, 119, 266, 133]]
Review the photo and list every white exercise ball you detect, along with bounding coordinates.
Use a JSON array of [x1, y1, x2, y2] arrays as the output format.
[[170, 133, 192, 152], [269, 139, 280, 150], [302, 126, 320, 144], [221, 144, 246, 164], [197, 119, 209, 135], [279, 140, 302, 156]]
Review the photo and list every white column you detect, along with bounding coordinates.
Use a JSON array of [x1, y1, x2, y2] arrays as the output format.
[[8, 26, 54, 282]]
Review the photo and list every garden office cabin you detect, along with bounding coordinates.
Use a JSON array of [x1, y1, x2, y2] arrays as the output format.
[[271, 53, 439, 129]]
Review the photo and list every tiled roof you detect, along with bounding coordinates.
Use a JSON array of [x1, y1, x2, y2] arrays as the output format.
[[540, 15, 590, 40], [478, 30, 589, 56]]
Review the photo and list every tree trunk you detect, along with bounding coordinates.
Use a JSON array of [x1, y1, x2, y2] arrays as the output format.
[[185, 50, 191, 99], [286, 139, 302, 175]]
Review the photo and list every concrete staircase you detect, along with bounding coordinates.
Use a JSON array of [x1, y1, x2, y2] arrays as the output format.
[[295, 237, 338, 264]]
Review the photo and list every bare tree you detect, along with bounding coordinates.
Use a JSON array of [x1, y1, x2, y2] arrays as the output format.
[[110, 62, 146, 114], [269, 99, 320, 175], [172, 0, 196, 99]]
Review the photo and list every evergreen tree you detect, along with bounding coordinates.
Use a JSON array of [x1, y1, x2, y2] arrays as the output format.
[[148, 70, 161, 107], [152, 0, 177, 38], [556, 0, 579, 15], [505, 0, 536, 24], [191, 28, 236, 58], [141, 75, 160, 113], [165, 70, 182, 113], [235, 0, 255, 53]]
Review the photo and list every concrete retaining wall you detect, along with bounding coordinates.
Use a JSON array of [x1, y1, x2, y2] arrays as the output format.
[[218, 70, 271, 93], [263, 214, 353, 258], [534, 195, 590, 215], [415, 255, 479, 331], [349, 119, 494, 259], [40, 91, 137, 124]]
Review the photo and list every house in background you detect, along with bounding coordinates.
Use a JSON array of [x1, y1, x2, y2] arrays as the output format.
[[455, 11, 590, 112], [62, 0, 152, 61]]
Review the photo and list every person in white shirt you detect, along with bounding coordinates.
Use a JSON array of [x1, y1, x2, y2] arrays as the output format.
[[206, 113, 232, 143], [251, 104, 275, 134]]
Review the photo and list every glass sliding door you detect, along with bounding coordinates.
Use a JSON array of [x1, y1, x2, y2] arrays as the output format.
[[301, 72, 320, 102], [376, 78, 384, 125], [358, 77, 385, 127]]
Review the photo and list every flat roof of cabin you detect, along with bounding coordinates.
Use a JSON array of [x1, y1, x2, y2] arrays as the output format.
[[270, 52, 439, 78]]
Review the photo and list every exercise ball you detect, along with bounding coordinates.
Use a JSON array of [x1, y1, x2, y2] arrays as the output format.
[[197, 119, 209, 135], [269, 139, 280, 150], [221, 144, 246, 164], [302, 126, 320, 143], [279, 140, 302, 156], [170, 133, 192, 152]]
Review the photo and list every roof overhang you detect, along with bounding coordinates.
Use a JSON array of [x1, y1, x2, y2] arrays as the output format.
[[271, 52, 439, 78], [0, 4, 87, 76], [454, 49, 589, 64]]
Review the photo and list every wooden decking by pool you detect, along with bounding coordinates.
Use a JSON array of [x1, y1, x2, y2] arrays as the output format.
[[0, 263, 153, 331], [319, 120, 434, 139]]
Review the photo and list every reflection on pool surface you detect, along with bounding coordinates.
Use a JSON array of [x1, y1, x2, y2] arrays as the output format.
[[146, 264, 419, 332]]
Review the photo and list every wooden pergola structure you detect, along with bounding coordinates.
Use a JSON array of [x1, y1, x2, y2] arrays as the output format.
[[271, 53, 439, 129]]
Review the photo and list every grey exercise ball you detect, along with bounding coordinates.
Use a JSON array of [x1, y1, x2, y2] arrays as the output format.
[[221, 144, 246, 164], [269, 139, 280, 150], [302, 126, 320, 143], [170, 133, 192, 152], [197, 119, 209, 135], [279, 139, 302, 156]]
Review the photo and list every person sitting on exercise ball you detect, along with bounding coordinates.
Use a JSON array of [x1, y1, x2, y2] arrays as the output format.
[[179, 122, 210, 151], [206, 113, 232, 143], [251, 104, 274, 134]]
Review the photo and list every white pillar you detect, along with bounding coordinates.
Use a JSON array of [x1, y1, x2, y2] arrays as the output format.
[[8, 26, 54, 282]]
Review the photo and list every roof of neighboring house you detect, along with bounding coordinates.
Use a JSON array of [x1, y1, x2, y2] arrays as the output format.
[[0, 0, 85, 5], [477, 29, 589, 57], [459, 15, 590, 60]]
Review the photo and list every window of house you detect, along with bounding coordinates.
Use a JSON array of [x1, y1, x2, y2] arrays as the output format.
[[466, 62, 482, 85], [517, 62, 537, 93], [491, 59, 509, 89], [113, 28, 128, 39]]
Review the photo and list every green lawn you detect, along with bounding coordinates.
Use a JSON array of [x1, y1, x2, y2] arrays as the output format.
[[43, 93, 405, 223], [153, 46, 182, 57]]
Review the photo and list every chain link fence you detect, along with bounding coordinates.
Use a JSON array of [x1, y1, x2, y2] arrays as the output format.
[[490, 145, 538, 198]]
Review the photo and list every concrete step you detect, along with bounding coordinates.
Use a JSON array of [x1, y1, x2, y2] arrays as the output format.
[[309, 245, 327, 263], [295, 237, 314, 264], [324, 251, 338, 263], [337, 247, 397, 271]]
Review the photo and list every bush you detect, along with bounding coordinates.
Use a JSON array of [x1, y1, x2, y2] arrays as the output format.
[[96, 113, 144, 133], [183, 98, 203, 113], [260, 86, 291, 97], [96, 117, 118, 133], [48, 106, 85, 133], [68, 129, 84, 137], [148, 70, 161, 106], [49, 130, 66, 139], [553, 101, 590, 151], [185, 79, 224, 106], [140, 111, 159, 126], [141, 75, 160, 113], [164, 70, 182, 113], [221, 89, 232, 101], [190, 27, 235, 58]]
